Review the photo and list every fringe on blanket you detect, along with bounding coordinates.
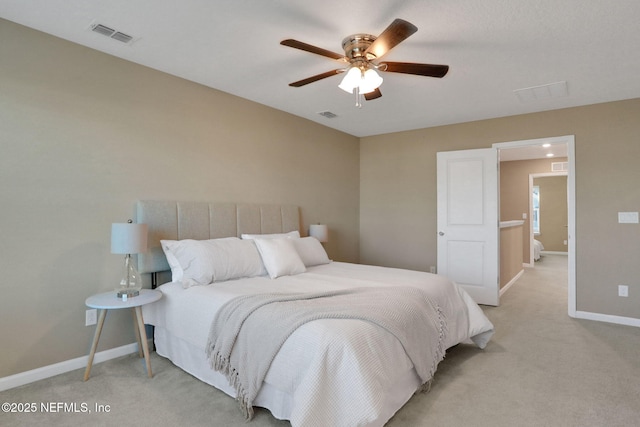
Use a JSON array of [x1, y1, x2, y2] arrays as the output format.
[[416, 304, 448, 395], [210, 351, 255, 420], [417, 378, 434, 394]]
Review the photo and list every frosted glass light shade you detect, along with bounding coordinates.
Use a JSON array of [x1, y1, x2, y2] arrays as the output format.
[[338, 67, 383, 94], [309, 224, 329, 243], [359, 69, 383, 94], [338, 67, 362, 93]]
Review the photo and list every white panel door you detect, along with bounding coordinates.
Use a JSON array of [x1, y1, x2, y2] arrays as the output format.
[[437, 148, 499, 306]]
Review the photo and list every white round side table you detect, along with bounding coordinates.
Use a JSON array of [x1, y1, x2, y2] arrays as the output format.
[[83, 289, 162, 381]]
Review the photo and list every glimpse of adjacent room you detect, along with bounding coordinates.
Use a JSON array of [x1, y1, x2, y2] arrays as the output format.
[[499, 143, 569, 295]]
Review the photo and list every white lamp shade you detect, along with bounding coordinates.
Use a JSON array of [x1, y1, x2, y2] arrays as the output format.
[[338, 67, 362, 93], [338, 67, 383, 94], [359, 69, 383, 94], [309, 224, 329, 243], [111, 222, 148, 254]]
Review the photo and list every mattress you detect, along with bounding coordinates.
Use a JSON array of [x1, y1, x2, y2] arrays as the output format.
[[142, 262, 494, 426]]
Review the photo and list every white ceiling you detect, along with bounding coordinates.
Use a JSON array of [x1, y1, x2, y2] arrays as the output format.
[[2, 0, 640, 138]]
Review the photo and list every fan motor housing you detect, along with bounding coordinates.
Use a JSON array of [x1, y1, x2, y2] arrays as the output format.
[[342, 34, 377, 60]]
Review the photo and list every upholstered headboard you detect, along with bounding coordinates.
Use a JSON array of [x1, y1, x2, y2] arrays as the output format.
[[136, 201, 301, 274]]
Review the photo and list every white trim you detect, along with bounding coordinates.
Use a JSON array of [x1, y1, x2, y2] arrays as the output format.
[[575, 311, 640, 328], [540, 251, 568, 256], [566, 137, 576, 317], [499, 269, 524, 296], [0, 343, 139, 392]]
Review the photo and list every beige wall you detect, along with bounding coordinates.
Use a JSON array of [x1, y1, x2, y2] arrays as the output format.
[[535, 175, 568, 252], [361, 98, 640, 321], [4, 16, 640, 381], [0, 20, 360, 377], [500, 158, 568, 261]]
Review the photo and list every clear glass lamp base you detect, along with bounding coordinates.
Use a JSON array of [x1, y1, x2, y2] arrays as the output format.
[[117, 289, 140, 298], [116, 254, 142, 299]]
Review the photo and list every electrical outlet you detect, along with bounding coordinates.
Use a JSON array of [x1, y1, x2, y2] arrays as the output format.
[[86, 309, 97, 326], [618, 285, 629, 297], [430, 266, 436, 274]]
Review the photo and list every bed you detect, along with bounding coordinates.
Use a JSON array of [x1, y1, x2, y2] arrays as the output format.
[[534, 239, 545, 261], [138, 201, 494, 427]]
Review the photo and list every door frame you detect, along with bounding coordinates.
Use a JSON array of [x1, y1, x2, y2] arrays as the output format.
[[493, 135, 576, 317]]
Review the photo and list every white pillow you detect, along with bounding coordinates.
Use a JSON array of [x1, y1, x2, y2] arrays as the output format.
[[160, 241, 185, 282], [292, 237, 331, 267], [211, 238, 268, 282], [241, 230, 300, 240], [161, 238, 267, 288], [253, 238, 306, 279]]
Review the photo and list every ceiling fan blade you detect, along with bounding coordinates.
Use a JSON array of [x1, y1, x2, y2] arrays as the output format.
[[364, 88, 382, 100], [364, 19, 418, 59], [288, 69, 342, 87], [382, 62, 449, 78], [281, 39, 345, 61]]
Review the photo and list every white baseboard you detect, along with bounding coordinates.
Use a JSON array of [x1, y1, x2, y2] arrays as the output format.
[[540, 251, 568, 256], [500, 269, 524, 296], [0, 342, 139, 392], [575, 311, 640, 328]]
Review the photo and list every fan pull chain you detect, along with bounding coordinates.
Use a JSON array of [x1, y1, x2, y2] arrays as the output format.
[[354, 86, 362, 108]]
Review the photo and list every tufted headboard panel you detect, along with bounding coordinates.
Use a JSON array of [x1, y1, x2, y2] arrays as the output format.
[[136, 201, 300, 274]]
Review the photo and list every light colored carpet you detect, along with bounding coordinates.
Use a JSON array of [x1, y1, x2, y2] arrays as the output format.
[[3, 255, 640, 426]]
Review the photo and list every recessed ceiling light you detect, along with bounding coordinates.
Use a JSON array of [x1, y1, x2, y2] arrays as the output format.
[[542, 143, 551, 148], [546, 153, 554, 157]]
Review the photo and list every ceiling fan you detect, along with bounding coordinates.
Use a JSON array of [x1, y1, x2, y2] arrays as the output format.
[[280, 19, 449, 106]]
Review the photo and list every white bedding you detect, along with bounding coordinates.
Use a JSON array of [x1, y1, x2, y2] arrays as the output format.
[[534, 239, 545, 261], [143, 262, 494, 427]]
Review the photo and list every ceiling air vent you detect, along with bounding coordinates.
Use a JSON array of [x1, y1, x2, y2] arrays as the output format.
[[318, 111, 337, 119], [91, 24, 115, 37], [551, 162, 568, 172], [514, 81, 568, 103], [89, 23, 135, 44], [111, 32, 133, 44]]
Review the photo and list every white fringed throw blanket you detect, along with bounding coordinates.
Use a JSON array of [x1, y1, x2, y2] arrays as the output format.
[[205, 286, 447, 420]]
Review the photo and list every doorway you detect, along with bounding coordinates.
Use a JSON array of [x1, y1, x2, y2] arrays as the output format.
[[493, 135, 576, 317], [530, 172, 568, 265]]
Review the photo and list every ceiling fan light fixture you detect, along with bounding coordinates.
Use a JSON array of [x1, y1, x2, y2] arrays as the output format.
[[281, 19, 449, 104], [338, 66, 383, 94], [338, 67, 362, 93], [359, 68, 383, 94]]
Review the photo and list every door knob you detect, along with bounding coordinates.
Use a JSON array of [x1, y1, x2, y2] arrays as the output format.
[[438, 231, 445, 236]]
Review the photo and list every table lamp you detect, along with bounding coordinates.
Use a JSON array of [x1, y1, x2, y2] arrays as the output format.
[[111, 220, 148, 299], [309, 224, 329, 243]]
